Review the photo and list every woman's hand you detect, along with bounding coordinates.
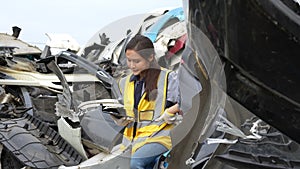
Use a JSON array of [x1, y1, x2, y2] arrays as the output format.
[[155, 103, 182, 124], [155, 109, 177, 124]]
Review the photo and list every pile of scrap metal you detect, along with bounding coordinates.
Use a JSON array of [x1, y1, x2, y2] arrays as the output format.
[[0, 0, 299, 168], [0, 7, 187, 169], [79, 7, 186, 77]]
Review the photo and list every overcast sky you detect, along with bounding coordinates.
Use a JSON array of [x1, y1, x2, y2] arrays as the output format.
[[1, 0, 182, 49]]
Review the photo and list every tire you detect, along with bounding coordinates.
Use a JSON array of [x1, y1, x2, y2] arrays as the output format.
[[1, 148, 24, 169]]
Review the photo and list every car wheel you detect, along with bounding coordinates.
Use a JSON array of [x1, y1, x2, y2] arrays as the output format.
[[1, 148, 24, 169]]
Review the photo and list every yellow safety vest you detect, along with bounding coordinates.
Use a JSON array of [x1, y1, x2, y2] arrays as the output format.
[[118, 68, 174, 153]]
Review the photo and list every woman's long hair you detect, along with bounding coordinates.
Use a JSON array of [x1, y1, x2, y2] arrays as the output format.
[[125, 35, 161, 101]]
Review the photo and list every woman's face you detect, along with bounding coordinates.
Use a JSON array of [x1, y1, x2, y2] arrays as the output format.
[[126, 49, 153, 75]]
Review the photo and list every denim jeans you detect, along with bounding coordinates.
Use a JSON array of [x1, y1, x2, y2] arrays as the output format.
[[130, 143, 168, 169]]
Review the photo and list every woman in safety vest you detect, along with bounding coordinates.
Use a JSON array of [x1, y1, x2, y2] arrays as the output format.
[[113, 34, 181, 169]]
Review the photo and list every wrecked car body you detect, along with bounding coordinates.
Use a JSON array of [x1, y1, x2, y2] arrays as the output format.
[[0, 0, 299, 169], [0, 50, 120, 168], [168, 0, 300, 169]]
